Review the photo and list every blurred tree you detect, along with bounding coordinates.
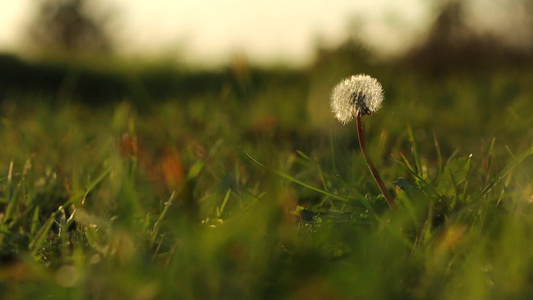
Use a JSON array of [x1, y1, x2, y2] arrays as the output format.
[[26, 0, 115, 56], [401, 0, 533, 73]]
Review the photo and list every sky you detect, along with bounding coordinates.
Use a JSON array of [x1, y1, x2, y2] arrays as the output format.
[[109, 0, 429, 65], [3, 0, 526, 66], [0, 0, 432, 65]]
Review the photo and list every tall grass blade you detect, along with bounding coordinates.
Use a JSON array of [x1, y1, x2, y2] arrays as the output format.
[[479, 145, 533, 201], [150, 191, 176, 245], [433, 129, 443, 177], [216, 189, 232, 218], [242, 149, 374, 211], [407, 123, 421, 173], [296, 150, 329, 191], [30, 206, 61, 258], [2, 161, 15, 224], [79, 167, 111, 205]]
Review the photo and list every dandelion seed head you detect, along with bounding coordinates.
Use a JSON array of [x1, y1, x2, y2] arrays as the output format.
[[330, 74, 384, 124]]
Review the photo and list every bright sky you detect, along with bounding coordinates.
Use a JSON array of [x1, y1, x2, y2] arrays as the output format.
[[1, 1, 430, 65]]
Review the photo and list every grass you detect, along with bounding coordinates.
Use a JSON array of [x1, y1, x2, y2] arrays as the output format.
[[0, 67, 533, 299]]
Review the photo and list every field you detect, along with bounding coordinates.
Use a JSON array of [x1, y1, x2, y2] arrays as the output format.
[[1, 62, 533, 299]]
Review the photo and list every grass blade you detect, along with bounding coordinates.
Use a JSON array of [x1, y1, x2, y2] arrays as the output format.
[[433, 129, 443, 177], [296, 150, 329, 192], [407, 123, 421, 173], [29, 206, 61, 258], [242, 149, 374, 211], [2, 161, 16, 224], [479, 145, 533, 201], [81, 167, 112, 205], [216, 188, 232, 218], [150, 191, 176, 245]]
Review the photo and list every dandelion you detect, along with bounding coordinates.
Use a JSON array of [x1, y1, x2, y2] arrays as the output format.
[[330, 74, 383, 124], [330, 74, 396, 210]]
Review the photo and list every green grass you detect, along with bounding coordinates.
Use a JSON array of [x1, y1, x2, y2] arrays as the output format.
[[0, 68, 533, 299]]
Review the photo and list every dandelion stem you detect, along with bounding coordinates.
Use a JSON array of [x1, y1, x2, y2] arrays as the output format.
[[356, 115, 396, 210]]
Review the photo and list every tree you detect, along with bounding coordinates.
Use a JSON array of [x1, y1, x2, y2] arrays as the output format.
[[402, 0, 532, 72], [26, 0, 115, 56]]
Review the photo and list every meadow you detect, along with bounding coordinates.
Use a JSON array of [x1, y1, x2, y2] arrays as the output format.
[[0, 59, 532, 299]]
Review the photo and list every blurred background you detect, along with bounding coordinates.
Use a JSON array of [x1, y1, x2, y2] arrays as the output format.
[[0, 3, 532, 298], [0, 0, 531, 106], [1, 0, 531, 63]]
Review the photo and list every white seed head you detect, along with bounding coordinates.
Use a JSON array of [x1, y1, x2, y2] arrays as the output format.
[[330, 74, 384, 124]]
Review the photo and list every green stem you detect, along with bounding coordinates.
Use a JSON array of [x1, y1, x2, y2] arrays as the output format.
[[356, 115, 396, 210]]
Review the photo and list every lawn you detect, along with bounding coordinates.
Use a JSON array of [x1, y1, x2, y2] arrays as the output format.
[[1, 64, 532, 299]]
